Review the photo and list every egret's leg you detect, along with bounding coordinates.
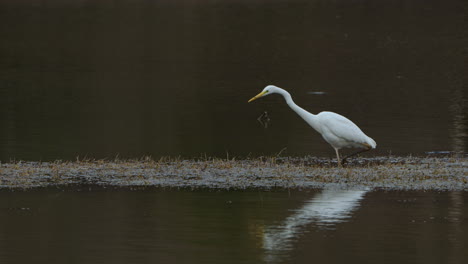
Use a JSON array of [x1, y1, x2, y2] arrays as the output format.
[[334, 148, 342, 167], [342, 147, 371, 164]]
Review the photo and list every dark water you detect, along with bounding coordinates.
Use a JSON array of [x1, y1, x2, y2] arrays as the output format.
[[1, 3, 466, 263], [0, 188, 466, 264], [0, 0, 466, 161]]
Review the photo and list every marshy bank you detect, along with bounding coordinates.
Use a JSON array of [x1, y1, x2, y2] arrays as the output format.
[[1, 155, 466, 191]]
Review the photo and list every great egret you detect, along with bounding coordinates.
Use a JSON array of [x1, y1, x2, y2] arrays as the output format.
[[248, 85, 376, 166]]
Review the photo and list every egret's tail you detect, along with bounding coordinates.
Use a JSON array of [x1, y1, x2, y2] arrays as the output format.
[[367, 137, 377, 149]]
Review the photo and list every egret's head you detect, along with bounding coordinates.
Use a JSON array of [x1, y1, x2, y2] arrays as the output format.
[[248, 85, 279, 103]]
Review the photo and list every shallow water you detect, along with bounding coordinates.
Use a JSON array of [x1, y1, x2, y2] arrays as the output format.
[[0, 188, 466, 264], [0, 0, 466, 161], [1, 3, 466, 263]]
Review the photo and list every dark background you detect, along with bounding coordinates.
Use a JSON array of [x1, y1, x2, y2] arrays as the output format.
[[1, 0, 466, 161]]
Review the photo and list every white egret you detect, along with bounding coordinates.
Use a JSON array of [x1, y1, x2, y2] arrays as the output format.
[[248, 85, 376, 166]]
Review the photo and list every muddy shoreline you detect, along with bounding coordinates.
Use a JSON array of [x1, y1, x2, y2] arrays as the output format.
[[0, 156, 467, 191]]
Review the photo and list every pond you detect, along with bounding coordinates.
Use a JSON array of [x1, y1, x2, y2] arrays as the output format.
[[0, 188, 466, 264], [0, 1, 466, 263], [0, 0, 466, 161]]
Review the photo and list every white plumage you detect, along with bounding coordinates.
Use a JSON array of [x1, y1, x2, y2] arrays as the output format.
[[248, 85, 376, 166]]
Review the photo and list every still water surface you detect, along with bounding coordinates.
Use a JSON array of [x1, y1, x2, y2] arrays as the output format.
[[0, 0, 466, 161], [0, 188, 466, 264], [1, 2, 466, 263]]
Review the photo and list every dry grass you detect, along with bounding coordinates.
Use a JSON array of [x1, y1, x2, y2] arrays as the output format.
[[0, 155, 466, 190]]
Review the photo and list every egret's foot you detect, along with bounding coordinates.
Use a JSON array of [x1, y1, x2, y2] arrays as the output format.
[[337, 160, 343, 167]]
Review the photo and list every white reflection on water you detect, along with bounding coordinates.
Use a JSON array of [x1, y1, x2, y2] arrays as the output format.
[[263, 189, 367, 262]]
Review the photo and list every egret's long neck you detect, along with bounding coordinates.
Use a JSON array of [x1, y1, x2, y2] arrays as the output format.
[[277, 89, 322, 133]]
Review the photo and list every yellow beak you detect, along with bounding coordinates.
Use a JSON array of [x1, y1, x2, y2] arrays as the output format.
[[248, 91, 267, 103]]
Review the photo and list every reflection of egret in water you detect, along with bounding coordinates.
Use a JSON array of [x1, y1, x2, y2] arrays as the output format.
[[262, 189, 367, 263]]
